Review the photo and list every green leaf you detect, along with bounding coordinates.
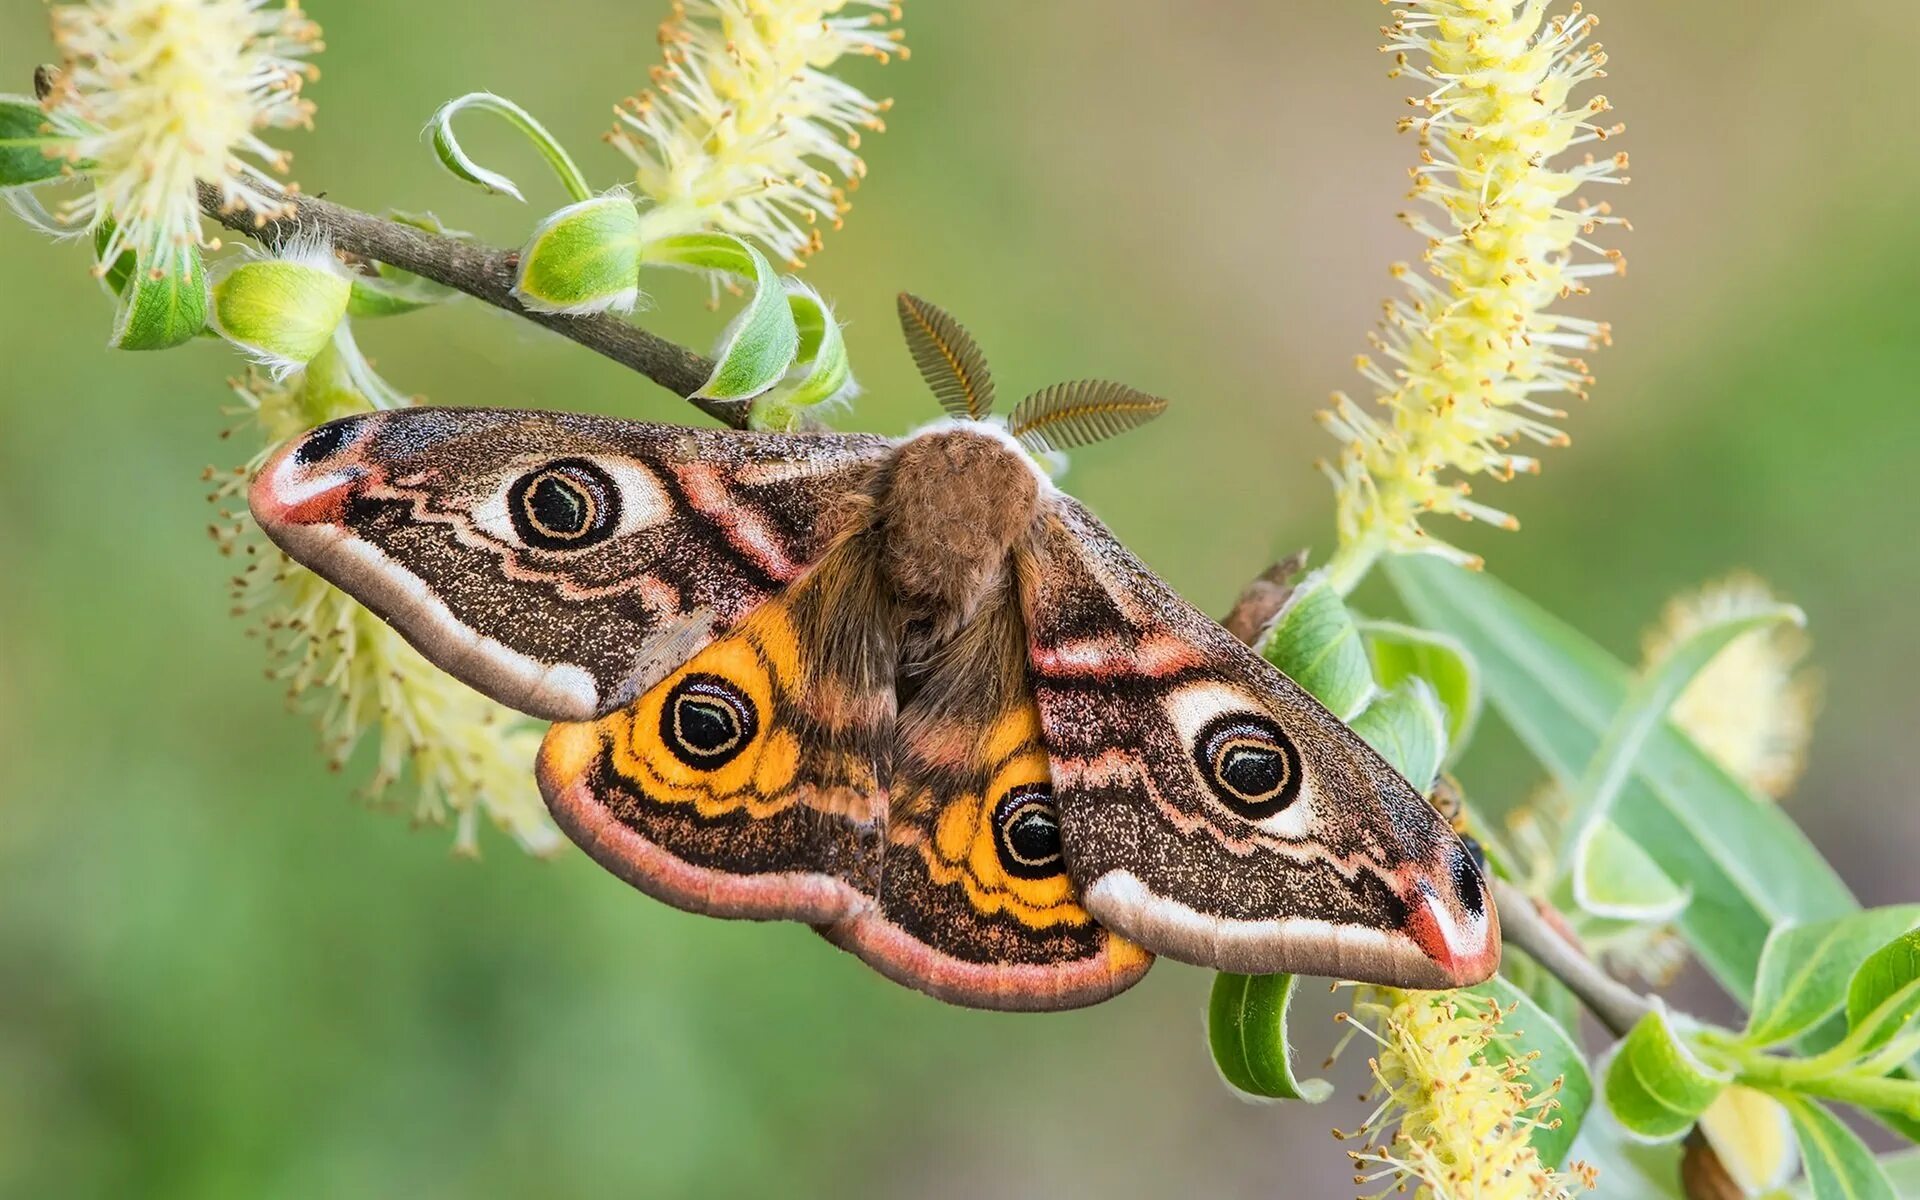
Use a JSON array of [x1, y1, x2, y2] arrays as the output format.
[[1780, 1094, 1897, 1200], [1565, 598, 1803, 915], [1573, 819, 1691, 923], [109, 244, 208, 350], [1362, 620, 1481, 759], [1386, 557, 1856, 1002], [1745, 908, 1920, 1049], [1260, 568, 1374, 720], [1206, 973, 1332, 1102], [0, 94, 89, 187], [426, 92, 591, 204], [748, 278, 852, 430], [644, 233, 800, 403], [1603, 1005, 1730, 1142], [346, 211, 465, 317], [1473, 976, 1593, 1167], [1846, 932, 1920, 1058], [1349, 677, 1448, 791], [512, 194, 643, 316]]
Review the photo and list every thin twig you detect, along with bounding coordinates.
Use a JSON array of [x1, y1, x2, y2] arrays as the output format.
[[196, 181, 748, 429], [1491, 877, 1655, 1038]]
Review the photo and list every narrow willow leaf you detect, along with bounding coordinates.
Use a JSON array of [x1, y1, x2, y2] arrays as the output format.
[[426, 92, 591, 204], [896, 292, 994, 420], [1573, 819, 1691, 923], [1603, 1005, 1730, 1142], [1698, 1086, 1801, 1196], [1845, 931, 1920, 1057], [1008, 380, 1169, 453], [1361, 620, 1481, 758], [1566, 602, 1804, 915], [1473, 976, 1594, 1167], [1744, 908, 1920, 1048], [645, 233, 799, 402], [1779, 1094, 1897, 1200], [511, 194, 643, 315], [347, 272, 455, 318], [1386, 556, 1856, 1002], [0, 94, 89, 186], [1349, 677, 1448, 792], [1206, 973, 1332, 1102], [109, 243, 208, 350], [1260, 568, 1375, 721], [347, 211, 466, 316]]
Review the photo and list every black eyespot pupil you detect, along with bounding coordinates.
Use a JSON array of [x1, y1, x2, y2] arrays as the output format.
[[992, 785, 1064, 879], [676, 698, 736, 752], [294, 419, 357, 464], [506, 458, 620, 550], [659, 674, 757, 769], [1194, 714, 1302, 820], [528, 475, 589, 536], [1219, 744, 1285, 798], [1007, 808, 1060, 864]]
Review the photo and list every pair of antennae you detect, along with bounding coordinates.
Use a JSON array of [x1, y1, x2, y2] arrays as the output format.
[[895, 293, 1170, 454]]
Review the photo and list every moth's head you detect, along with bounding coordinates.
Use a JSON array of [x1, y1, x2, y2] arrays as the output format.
[[895, 292, 1169, 462]]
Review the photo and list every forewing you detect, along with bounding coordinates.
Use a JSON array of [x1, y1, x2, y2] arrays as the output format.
[[823, 588, 1151, 1010], [536, 535, 897, 923], [1020, 498, 1499, 989], [249, 407, 891, 721]]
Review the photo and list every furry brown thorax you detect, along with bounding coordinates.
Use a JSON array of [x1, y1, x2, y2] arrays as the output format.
[[873, 423, 1042, 634]]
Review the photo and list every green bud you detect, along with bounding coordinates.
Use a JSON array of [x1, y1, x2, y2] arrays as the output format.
[[110, 242, 209, 351], [512, 194, 643, 315], [211, 239, 352, 374]]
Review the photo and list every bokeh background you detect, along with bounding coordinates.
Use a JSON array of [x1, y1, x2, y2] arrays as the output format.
[[2, 2, 1916, 1196]]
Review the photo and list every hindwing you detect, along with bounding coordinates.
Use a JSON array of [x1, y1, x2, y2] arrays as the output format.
[[823, 587, 1151, 1010], [1020, 498, 1500, 989], [536, 533, 898, 922]]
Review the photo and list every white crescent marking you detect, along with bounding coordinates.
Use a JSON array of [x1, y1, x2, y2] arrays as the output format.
[[267, 520, 600, 722]]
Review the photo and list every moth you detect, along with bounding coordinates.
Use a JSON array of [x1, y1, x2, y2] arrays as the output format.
[[249, 294, 1499, 1011]]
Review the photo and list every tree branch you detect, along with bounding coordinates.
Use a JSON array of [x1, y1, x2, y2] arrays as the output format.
[[196, 181, 749, 429], [1491, 878, 1656, 1038]]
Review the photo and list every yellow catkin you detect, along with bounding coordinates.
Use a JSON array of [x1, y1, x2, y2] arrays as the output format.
[[44, 0, 323, 274], [609, 0, 905, 266], [210, 335, 562, 857], [1322, 0, 1627, 585], [1339, 988, 1595, 1199]]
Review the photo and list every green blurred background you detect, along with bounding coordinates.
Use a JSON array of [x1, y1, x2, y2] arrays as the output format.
[[2, 2, 1916, 1196]]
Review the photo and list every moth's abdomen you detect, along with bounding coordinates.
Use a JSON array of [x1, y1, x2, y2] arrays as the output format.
[[877, 424, 1044, 632]]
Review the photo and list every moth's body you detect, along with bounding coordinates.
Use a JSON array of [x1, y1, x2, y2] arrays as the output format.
[[251, 406, 1499, 1010]]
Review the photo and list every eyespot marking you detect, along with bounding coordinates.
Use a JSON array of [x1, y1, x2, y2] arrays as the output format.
[[508, 458, 620, 550], [660, 673, 758, 769], [992, 784, 1064, 879], [1194, 713, 1301, 820]]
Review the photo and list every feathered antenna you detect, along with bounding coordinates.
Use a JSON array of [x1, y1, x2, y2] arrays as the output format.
[[1007, 380, 1168, 454], [897, 292, 996, 420]]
